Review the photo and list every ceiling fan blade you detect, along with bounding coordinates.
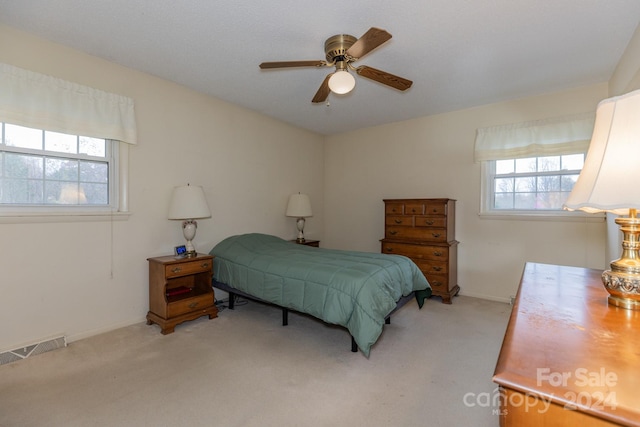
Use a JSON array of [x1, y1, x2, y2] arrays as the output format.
[[356, 66, 413, 91], [312, 74, 332, 103], [259, 60, 326, 69], [345, 27, 392, 60]]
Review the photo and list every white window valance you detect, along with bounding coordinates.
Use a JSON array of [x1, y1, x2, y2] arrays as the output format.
[[473, 112, 595, 162], [0, 63, 137, 144]]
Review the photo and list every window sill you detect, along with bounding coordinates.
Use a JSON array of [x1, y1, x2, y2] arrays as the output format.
[[478, 211, 605, 222], [0, 210, 131, 224]]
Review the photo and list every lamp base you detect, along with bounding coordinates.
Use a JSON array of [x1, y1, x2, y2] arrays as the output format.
[[601, 212, 640, 310]]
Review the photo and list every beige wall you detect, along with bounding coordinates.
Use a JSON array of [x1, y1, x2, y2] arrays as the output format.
[[323, 84, 609, 302], [0, 25, 325, 350]]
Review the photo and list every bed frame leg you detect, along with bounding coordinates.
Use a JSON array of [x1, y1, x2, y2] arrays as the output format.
[[351, 336, 357, 352], [229, 293, 235, 310], [282, 308, 288, 326]]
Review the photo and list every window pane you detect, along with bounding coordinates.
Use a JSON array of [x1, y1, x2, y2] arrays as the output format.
[[561, 154, 584, 170], [495, 177, 514, 193], [45, 131, 77, 154], [5, 153, 43, 179], [561, 174, 580, 191], [538, 156, 560, 172], [495, 159, 514, 175], [515, 176, 535, 192], [50, 182, 87, 204], [495, 193, 514, 209], [79, 136, 106, 157], [537, 175, 560, 192], [3, 178, 43, 204], [514, 193, 536, 209], [5, 124, 42, 149], [45, 158, 78, 181], [82, 182, 108, 204], [80, 161, 108, 183], [515, 157, 537, 173]]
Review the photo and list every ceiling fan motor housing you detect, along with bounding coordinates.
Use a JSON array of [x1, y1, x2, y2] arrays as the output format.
[[324, 34, 357, 63]]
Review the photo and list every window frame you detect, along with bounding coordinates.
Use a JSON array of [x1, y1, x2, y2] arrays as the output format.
[[479, 156, 604, 221], [0, 124, 130, 222]]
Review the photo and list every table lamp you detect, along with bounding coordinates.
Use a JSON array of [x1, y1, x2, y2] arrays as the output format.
[[286, 193, 312, 243], [168, 184, 211, 258], [564, 89, 640, 310]]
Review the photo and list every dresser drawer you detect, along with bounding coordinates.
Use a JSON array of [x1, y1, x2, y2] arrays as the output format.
[[167, 293, 214, 317], [385, 215, 413, 226], [425, 275, 449, 291], [414, 260, 449, 275], [382, 241, 449, 260], [165, 259, 212, 278], [414, 216, 447, 228], [423, 203, 446, 215], [385, 226, 448, 242], [385, 203, 404, 215], [404, 203, 424, 215]]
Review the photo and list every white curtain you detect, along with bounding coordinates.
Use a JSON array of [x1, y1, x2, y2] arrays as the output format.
[[0, 63, 137, 144], [474, 112, 595, 162]]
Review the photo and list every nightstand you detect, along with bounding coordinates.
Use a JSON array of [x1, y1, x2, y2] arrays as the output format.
[[146, 254, 218, 334], [290, 239, 320, 247]]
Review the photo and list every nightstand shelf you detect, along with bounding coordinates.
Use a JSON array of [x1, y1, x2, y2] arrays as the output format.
[[146, 254, 218, 334]]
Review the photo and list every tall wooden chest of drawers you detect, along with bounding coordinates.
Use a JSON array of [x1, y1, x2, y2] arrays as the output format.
[[381, 198, 459, 304]]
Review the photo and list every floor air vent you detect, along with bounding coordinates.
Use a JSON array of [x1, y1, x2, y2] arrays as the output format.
[[0, 336, 66, 366]]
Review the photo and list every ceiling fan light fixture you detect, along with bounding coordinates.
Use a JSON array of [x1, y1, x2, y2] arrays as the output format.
[[328, 70, 355, 94]]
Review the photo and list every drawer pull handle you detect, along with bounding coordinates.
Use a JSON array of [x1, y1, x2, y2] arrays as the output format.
[[394, 219, 403, 224], [432, 281, 442, 286], [411, 208, 416, 213], [432, 233, 441, 238], [433, 251, 443, 257], [389, 230, 397, 235], [171, 267, 182, 273], [433, 266, 443, 272], [385, 248, 393, 252], [201, 263, 209, 268], [188, 302, 199, 309], [424, 220, 434, 225], [431, 209, 438, 213]]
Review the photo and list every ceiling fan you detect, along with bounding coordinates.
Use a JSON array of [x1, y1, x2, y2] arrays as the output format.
[[259, 27, 413, 103]]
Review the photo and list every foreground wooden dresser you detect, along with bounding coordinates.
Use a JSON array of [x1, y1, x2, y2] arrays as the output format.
[[493, 263, 640, 426], [380, 198, 459, 303]]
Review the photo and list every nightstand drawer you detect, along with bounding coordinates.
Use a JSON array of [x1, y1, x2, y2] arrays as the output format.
[[165, 259, 212, 278], [167, 293, 214, 317]]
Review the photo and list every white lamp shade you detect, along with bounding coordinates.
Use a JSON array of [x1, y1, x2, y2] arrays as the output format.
[[286, 193, 312, 218], [564, 89, 640, 215], [328, 70, 356, 95], [168, 185, 211, 220]]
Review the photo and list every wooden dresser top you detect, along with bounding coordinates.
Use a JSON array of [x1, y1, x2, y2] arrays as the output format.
[[494, 262, 640, 426]]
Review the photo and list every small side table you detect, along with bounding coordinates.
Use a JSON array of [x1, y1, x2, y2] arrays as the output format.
[[146, 254, 218, 334], [290, 239, 320, 247]]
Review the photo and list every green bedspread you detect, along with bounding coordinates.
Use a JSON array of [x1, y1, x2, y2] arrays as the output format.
[[210, 233, 430, 356]]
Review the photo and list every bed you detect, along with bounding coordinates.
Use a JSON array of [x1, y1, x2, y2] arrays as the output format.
[[209, 233, 431, 356]]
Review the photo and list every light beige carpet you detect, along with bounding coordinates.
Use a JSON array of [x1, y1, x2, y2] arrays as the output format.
[[0, 295, 511, 427]]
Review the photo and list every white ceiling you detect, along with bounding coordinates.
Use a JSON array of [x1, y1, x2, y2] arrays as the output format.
[[1, 1, 639, 135]]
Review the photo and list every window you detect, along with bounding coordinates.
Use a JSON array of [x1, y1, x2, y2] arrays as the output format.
[[0, 63, 137, 220], [1, 122, 115, 209], [485, 154, 584, 212], [475, 113, 598, 219]]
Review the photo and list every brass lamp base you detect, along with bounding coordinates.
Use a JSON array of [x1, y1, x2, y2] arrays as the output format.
[[602, 211, 640, 310]]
